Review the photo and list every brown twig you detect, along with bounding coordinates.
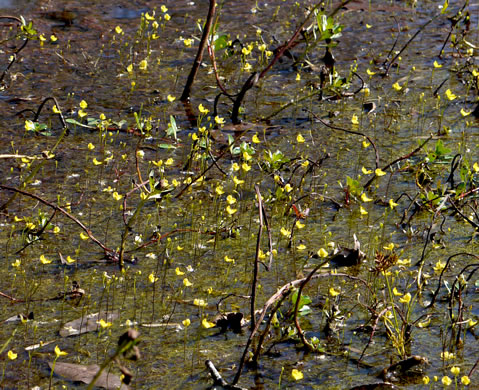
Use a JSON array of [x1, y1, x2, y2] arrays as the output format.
[[250, 185, 264, 330], [307, 109, 380, 168], [0, 185, 114, 257], [180, 0, 217, 101], [231, 3, 323, 123]]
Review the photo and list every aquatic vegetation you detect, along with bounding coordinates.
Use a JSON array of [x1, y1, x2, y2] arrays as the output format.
[[1, 0, 479, 388]]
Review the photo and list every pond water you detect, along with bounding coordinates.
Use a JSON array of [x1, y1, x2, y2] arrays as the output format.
[[1, 0, 479, 389]]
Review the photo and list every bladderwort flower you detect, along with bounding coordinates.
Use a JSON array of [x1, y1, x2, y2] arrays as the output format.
[[202, 318, 215, 328], [291, 369, 304, 381]]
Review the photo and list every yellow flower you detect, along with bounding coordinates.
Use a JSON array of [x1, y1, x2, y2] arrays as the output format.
[[215, 116, 225, 125], [329, 287, 340, 297], [226, 205, 237, 215], [233, 176, 244, 186], [422, 376, 430, 385], [11, 259, 21, 268], [161, 5, 168, 12], [243, 62, 252, 72], [164, 13, 170, 21], [392, 82, 402, 91], [215, 185, 224, 196], [296, 134, 305, 143], [183, 278, 193, 287], [461, 376, 471, 385], [296, 73, 301, 81], [252, 133, 260, 143], [167, 94, 176, 102], [375, 168, 386, 176], [175, 267, 185, 276], [145, 12, 155, 21], [184, 38, 193, 47], [227, 195, 236, 205], [297, 244, 306, 251], [25, 120, 35, 131], [451, 367, 460, 376], [468, 318, 477, 328], [351, 114, 359, 125], [139, 59, 148, 70], [433, 260, 446, 275], [198, 104, 209, 114], [165, 158, 174, 166], [280, 227, 291, 237], [52, 105, 61, 114], [362, 140, 370, 148], [66, 256, 75, 264], [317, 248, 328, 258], [50, 35, 58, 42], [362, 167, 372, 174], [399, 292, 411, 304], [383, 243, 394, 250], [397, 258, 411, 266], [393, 287, 402, 296], [193, 298, 207, 307], [77, 109, 87, 118], [7, 350, 17, 360], [284, 183, 292, 193], [361, 193, 372, 202], [389, 199, 398, 209], [54, 345, 68, 358], [112, 192, 123, 201], [243, 151, 252, 161], [127, 64, 133, 73], [80, 100, 88, 109], [202, 318, 215, 329], [291, 369, 304, 381], [441, 351, 455, 360], [115, 26, 123, 34], [441, 376, 452, 386], [242, 163, 251, 172], [366, 68, 376, 76], [87, 143, 95, 150], [40, 255, 52, 265], [433, 60, 442, 68], [295, 220, 305, 229], [359, 206, 368, 215], [80, 232, 89, 240], [473, 162, 479, 173], [149, 272, 158, 283], [461, 108, 471, 117], [445, 89, 457, 101], [224, 255, 235, 263], [97, 318, 112, 328], [182, 318, 191, 327]]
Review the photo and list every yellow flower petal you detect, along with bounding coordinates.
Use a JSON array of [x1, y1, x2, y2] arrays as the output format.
[[351, 114, 359, 125], [291, 369, 304, 381], [202, 318, 215, 329], [360, 193, 372, 202], [7, 350, 17, 360], [317, 248, 329, 258], [375, 168, 386, 176]]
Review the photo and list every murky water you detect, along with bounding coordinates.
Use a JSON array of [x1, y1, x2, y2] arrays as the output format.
[[1, 0, 479, 389]]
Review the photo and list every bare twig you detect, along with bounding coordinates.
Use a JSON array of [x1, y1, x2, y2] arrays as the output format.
[[180, 0, 217, 101]]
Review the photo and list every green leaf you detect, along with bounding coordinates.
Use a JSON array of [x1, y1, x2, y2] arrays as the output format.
[[65, 118, 95, 129], [158, 143, 177, 149], [166, 115, 178, 140], [213, 34, 229, 51]]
